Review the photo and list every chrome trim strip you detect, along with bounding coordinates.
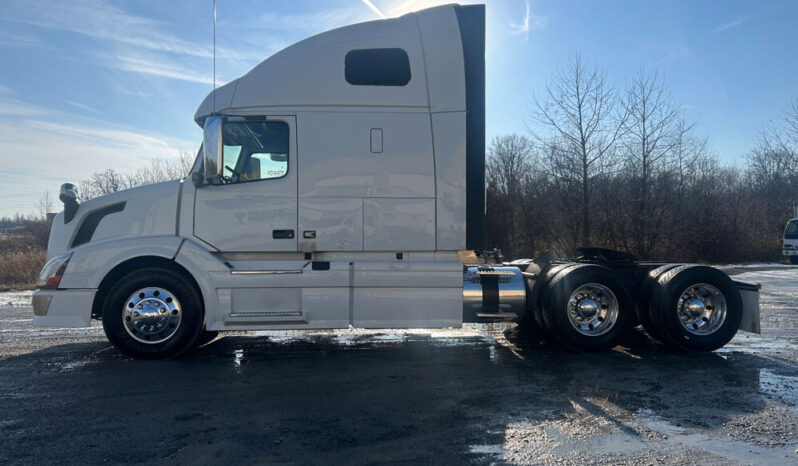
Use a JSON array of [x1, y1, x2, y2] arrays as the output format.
[[230, 270, 302, 275], [228, 311, 303, 318]]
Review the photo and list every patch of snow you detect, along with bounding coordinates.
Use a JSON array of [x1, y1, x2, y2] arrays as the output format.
[[0, 291, 33, 307], [715, 263, 794, 269]]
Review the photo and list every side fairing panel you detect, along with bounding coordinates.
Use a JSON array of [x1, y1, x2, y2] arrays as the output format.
[[297, 112, 435, 199], [297, 111, 436, 252], [363, 198, 435, 251], [298, 198, 363, 251], [431, 112, 467, 250], [416, 6, 466, 112]]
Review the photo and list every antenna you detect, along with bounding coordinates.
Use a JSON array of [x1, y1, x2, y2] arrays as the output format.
[[213, 0, 216, 112]]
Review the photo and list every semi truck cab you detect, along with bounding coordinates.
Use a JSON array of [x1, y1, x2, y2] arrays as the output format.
[[32, 4, 760, 358]]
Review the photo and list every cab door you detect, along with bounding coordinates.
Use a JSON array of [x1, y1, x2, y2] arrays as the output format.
[[193, 116, 298, 251]]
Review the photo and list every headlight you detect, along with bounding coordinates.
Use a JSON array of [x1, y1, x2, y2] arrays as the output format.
[[36, 253, 72, 289]]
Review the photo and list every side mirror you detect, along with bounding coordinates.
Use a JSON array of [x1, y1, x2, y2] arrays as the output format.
[[59, 183, 79, 223], [202, 116, 223, 184]]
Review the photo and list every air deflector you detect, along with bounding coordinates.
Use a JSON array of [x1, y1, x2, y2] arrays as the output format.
[[454, 4, 486, 251]]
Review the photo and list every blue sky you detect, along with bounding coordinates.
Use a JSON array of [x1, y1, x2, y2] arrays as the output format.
[[0, 0, 795, 217]]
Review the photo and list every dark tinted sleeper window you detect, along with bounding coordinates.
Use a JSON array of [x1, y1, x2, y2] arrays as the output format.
[[345, 48, 411, 86]]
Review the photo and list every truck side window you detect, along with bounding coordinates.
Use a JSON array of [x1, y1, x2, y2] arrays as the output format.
[[345, 48, 411, 86], [221, 121, 289, 183]]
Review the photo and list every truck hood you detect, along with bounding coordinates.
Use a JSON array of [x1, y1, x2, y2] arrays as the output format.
[[47, 180, 182, 259]]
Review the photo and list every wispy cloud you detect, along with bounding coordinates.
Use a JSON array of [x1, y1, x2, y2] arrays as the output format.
[[510, 0, 548, 39], [6, 0, 211, 58], [653, 43, 691, 69], [65, 100, 102, 115], [2, 0, 217, 85], [0, 93, 195, 216], [114, 54, 217, 85], [255, 8, 369, 34], [0, 97, 49, 117], [713, 16, 750, 33], [0, 29, 42, 48]]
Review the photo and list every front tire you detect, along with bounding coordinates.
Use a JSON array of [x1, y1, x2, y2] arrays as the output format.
[[541, 264, 634, 351], [102, 268, 204, 359], [790, 256, 798, 265]]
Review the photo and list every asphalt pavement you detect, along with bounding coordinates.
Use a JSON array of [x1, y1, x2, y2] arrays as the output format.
[[0, 267, 797, 465]]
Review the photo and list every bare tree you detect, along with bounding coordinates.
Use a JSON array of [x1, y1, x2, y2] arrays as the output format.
[[530, 55, 627, 246], [78, 152, 195, 201], [619, 70, 691, 255], [486, 135, 533, 256], [786, 98, 798, 144], [37, 191, 54, 219]]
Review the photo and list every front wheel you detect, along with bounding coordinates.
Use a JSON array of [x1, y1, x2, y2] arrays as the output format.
[[790, 256, 798, 265], [101, 268, 205, 359]]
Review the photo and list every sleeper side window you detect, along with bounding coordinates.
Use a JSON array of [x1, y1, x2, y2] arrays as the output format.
[[345, 48, 411, 86], [220, 121, 288, 184]]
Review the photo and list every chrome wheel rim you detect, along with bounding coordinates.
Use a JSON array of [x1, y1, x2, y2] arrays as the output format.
[[567, 283, 619, 336], [122, 287, 182, 344], [677, 283, 726, 335]]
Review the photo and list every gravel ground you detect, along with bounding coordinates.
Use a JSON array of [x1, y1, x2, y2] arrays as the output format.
[[1, 267, 797, 465]]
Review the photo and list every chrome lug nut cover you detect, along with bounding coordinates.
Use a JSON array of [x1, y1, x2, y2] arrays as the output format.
[[567, 283, 619, 336], [677, 283, 726, 335], [122, 287, 182, 344]]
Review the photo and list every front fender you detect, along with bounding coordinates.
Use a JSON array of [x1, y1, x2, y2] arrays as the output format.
[[58, 235, 184, 289]]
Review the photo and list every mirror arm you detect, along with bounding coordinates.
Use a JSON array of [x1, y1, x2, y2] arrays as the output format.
[[190, 171, 205, 187]]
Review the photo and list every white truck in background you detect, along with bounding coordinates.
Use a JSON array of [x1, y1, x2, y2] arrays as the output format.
[[782, 202, 798, 263], [33, 4, 760, 358]]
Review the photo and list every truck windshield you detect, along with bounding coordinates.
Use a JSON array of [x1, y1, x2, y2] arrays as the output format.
[[785, 220, 798, 239]]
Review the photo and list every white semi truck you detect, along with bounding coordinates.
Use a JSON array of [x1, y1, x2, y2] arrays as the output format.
[[33, 4, 760, 358]]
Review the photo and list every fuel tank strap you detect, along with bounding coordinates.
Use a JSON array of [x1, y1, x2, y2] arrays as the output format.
[[481, 274, 499, 313]]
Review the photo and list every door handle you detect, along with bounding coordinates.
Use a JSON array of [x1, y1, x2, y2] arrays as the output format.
[[272, 229, 295, 239]]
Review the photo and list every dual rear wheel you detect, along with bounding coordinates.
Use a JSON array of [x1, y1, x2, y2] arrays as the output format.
[[641, 265, 742, 351], [536, 264, 634, 351], [529, 263, 743, 352]]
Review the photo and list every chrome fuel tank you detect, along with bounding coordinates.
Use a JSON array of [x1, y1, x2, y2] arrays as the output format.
[[463, 266, 526, 321]]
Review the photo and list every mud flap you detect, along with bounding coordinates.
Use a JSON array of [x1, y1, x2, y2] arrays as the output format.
[[735, 281, 760, 334]]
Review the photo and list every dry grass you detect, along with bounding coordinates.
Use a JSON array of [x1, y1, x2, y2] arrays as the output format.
[[0, 236, 47, 289]]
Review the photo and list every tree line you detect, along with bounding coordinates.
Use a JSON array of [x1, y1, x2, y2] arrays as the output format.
[[486, 55, 798, 263]]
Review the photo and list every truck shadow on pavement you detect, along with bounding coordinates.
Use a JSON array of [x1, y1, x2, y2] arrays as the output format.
[[1, 327, 796, 464]]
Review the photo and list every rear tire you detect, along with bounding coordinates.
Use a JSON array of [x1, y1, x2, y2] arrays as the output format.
[[636, 264, 682, 344], [649, 265, 742, 351], [541, 264, 634, 351], [535, 264, 580, 338], [101, 267, 204, 359]]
